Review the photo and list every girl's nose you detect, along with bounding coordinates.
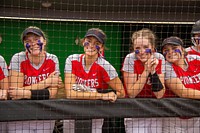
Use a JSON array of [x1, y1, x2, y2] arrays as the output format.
[[29, 42, 37, 46], [169, 49, 174, 54], [89, 42, 95, 47], [140, 49, 146, 54]]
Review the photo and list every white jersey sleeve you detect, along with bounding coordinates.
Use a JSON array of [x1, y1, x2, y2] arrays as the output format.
[[0, 55, 8, 77], [8, 52, 26, 72], [64, 54, 80, 73], [185, 46, 193, 52], [122, 53, 135, 73], [165, 61, 177, 80], [46, 52, 60, 74], [97, 57, 118, 80], [154, 52, 166, 74]]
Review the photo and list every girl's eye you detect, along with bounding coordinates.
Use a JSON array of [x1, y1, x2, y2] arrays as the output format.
[[24, 41, 31, 44], [164, 50, 169, 52], [134, 47, 140, 50], [85, 39, 90, 42], [95, 42, 101, 46], [172, 47, 175, 50], [163, 49, 169, 54]]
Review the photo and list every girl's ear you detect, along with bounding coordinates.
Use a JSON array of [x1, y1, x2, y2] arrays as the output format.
[[182, 47, 188, 57], [152, 48, 157, 53], [43, 39, 47, 46], [81, 38, 85, 46]]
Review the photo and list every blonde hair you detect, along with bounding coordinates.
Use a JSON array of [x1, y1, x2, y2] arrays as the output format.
[[131, 28, 157, 49]]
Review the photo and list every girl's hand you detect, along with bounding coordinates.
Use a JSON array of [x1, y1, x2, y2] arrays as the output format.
[[145, 55, 158, 74], [150, 56, 159, 74], [0, 90, 7, 100], [102, 92, 117, 102], [8, 87, 31, 100], [47, 71, 63, 88]]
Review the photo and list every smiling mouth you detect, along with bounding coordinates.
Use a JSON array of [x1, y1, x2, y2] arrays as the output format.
[[140, 55, 148, 59], [30, 47, 40, 50], [168, 55, 178, 59], [86, 49, 96, 52]]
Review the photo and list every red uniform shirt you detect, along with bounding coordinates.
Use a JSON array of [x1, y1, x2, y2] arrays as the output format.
[[185, 46, 200, 56], [65, 54, 118, 89], [9, 52, 60, 86], [0, 55, 8, 80], [165, 54, 200, 90], [122, 52, 165, 98]]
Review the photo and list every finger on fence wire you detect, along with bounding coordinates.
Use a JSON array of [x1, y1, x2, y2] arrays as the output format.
[[72, 84, 97, 92]]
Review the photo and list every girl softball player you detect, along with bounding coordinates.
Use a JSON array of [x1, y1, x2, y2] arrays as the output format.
[[122, 28, 166, 133], [162, 36, 200, 133], [7, 26, 62, 133], [0, 53, 9, 133], [64, 28, 125, 133]]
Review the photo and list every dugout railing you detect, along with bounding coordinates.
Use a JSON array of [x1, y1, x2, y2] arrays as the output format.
[[1, 98, 200, 133]]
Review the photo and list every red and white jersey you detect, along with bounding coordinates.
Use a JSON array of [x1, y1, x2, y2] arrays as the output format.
[[9, 52, 60, 86], [165, 54, 200, 90], [122, 52, 165, 98], [185, 46, 200, 56], [64, 54, 118, 89], [0, 55, 8, 80]]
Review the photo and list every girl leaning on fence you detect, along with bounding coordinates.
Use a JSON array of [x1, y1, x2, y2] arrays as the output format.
[[0, 46, 9, 133], [162, 36, 200, 133], [7, 26, 62, 133], [64, 28, 125, 133], [121, 28, 166, 133]]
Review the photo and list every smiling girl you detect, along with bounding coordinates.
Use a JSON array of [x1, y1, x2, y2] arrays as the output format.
[[162, 36, 200, 133], [7, 26, 62, 133], [122, 28, 165, 133], [64, 28, 125, 133]]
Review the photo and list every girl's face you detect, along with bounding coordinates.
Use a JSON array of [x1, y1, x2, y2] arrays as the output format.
[[162, 44, 183, 63], [133, 37, 153, 63], [83, 36, 103, 57], [23, 33, 46, 56], [194, 33, 200, 46]]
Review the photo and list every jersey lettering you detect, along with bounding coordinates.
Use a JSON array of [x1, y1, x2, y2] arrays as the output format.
[[24, 73, 49, 85], [76, 76, 99, 88], [180, 73, 200, 84]]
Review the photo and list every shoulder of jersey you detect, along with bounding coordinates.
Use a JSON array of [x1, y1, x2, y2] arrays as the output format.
[[0, 55, 5, 61], [67, 54, 81, 62], [46, 52, 58, 60], [186, 54, 200, 61], [125, 53, 136, 60], [13, 51, 26, 58], [154, 52, 165, 59], [97, 56, 110, 65], [185, 47, 192, 52]]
